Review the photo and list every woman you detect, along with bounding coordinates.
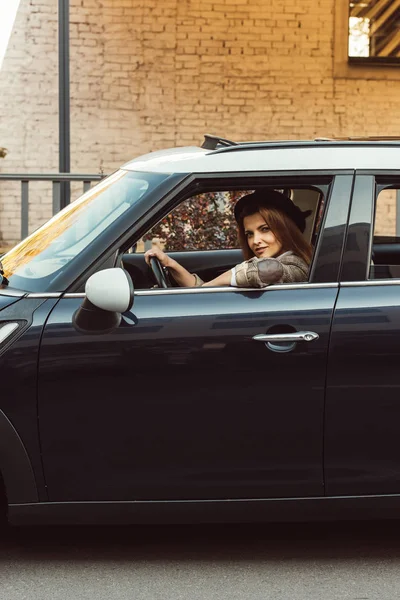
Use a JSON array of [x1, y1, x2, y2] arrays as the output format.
[[144, 189, 312, 288]]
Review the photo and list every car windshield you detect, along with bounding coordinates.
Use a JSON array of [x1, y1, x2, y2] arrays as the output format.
[[1, 170, 168, 292]]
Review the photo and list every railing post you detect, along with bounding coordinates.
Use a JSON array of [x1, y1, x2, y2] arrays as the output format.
[[59, 0, 70, 208], [83, 181, 91, 193], [52, 181, 61, 215], [21, 180, 29, 239]]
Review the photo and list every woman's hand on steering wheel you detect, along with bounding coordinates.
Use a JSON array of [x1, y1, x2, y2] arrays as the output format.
[[144, 247, 172, 288], [144, 247, 170, 268]]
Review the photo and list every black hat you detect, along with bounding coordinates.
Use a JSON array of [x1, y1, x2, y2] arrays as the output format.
[[234, 189, 311, 233]]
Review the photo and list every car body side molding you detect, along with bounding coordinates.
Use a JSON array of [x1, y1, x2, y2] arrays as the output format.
[[0, 409, 38, 504], [9, 494, 400, 526]]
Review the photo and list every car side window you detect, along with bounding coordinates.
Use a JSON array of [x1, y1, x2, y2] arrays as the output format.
[[137, 187, 324, 253], [369, 186, 400, 280], [124, 182, 327, 290]]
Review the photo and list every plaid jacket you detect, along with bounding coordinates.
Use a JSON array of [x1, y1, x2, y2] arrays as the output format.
[[232, 251, 309, 288], [192, 251, 309, 288]]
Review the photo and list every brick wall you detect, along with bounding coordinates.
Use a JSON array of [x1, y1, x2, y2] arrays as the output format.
[[0, 0, 399, 244]]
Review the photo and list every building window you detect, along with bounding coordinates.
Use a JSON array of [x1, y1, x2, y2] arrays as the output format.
[[348, 1, 400, 64]]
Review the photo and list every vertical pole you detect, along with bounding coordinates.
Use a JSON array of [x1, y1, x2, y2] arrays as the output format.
[[52, 181, 61, 215], [21, 180, 29, 239], [59, 0, 70, 209]]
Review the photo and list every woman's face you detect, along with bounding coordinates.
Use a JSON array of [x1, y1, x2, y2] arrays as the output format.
[[243, 212, 283, 258]]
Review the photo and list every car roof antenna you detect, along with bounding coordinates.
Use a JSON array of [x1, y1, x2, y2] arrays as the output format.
[[201, 134, 238, 150]]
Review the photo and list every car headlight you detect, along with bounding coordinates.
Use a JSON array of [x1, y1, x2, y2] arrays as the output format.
[[0, 320, 27, 353]]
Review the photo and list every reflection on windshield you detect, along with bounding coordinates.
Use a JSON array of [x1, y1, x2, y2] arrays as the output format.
[[2, 170, 159, 291]]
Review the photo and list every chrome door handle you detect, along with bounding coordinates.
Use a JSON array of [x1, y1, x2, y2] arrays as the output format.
[[252, 331, 319, 343]]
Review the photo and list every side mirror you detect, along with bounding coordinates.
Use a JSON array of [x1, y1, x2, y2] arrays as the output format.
[[73, 268, 134, 334]]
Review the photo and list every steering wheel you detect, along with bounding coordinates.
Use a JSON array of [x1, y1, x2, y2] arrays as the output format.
[[149, 256, 171, 288]]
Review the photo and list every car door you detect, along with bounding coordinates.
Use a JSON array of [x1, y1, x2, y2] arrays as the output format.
[[326, 173, 400, 496], [37, 174, 352, 503]]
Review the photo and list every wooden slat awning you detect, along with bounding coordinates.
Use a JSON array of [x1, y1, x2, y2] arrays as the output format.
[[350, 0, 400, 56]]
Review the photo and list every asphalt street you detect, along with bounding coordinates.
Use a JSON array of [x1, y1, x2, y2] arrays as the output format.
[[1, 521, 400, 599]]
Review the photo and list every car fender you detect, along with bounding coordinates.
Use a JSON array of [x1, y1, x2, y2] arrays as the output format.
[[0, 409, 38, 504]]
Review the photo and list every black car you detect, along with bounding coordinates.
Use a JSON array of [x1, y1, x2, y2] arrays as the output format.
[[1, 136, 400, 526]]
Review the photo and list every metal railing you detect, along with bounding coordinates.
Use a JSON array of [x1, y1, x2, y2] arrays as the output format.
[[0, 173, 105, 239]]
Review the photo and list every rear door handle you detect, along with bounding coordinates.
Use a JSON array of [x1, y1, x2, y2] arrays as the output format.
[[252, 331, 319, 343]]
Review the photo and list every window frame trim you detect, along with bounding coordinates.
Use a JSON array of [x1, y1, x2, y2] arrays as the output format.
[[340, 171, 400, 283], [122, 171, 345, 287], [61, 282, 338, 299]]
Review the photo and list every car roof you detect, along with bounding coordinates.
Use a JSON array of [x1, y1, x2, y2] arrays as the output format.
[[122, 139, 400, 175]]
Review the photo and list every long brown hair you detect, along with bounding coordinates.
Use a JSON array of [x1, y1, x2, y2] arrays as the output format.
[[237, 205, 313, 264]]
